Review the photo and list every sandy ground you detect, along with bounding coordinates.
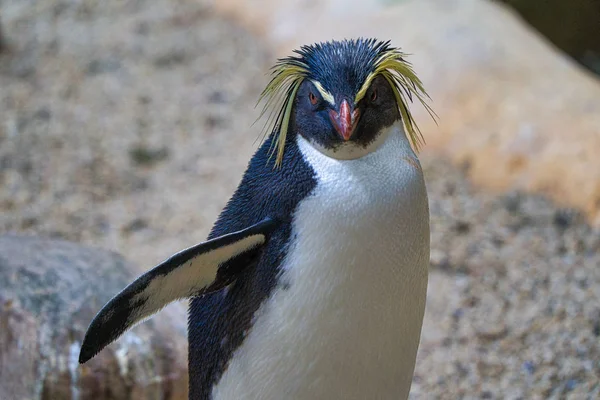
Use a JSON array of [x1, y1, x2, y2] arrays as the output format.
[[1, 0, 599, 398]]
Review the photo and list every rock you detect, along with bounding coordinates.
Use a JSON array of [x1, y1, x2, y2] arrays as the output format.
[[0, 0, 265, 270], [475, 323, 508, 342], [0, 234, 188, 400], [0, 20, 5, 53], [415, 156, 600, 398], [213, 0, 600, 226], [85, 58, 123, 76]]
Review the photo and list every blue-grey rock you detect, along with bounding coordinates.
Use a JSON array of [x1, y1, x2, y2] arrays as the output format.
[[0, 234, 188, 400]]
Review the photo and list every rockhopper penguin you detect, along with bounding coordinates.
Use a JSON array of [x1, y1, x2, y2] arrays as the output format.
[[79, 38, 435, 400]]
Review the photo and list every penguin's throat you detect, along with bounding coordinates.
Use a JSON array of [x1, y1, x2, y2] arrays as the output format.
[[306, 127, 392, 160]]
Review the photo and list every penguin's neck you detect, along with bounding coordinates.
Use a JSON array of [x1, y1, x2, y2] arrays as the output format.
[[301, 122, 394, 160], [213, 121, 430, 400]]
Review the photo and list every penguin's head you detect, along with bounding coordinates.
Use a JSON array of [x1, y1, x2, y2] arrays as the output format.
[[258, 38, 435, 165]]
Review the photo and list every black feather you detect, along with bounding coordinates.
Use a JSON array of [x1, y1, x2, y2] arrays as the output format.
[[188, 131, 316, 399], [288, 38, 393, 98]]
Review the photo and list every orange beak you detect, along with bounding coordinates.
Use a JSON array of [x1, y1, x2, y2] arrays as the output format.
[[329, 100, 360, 141]]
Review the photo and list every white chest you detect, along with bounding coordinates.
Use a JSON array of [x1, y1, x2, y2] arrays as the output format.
[[213, 124, 430, 400]]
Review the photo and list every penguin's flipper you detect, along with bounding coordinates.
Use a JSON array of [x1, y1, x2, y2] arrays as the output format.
[[78, 217, 278, 364]]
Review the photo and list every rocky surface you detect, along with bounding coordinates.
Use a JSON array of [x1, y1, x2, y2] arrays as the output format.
[[1, 0, 599, 398], [416, 156, 600, 399], [0, 0, 266, 270], [0, 235, 187, 400]]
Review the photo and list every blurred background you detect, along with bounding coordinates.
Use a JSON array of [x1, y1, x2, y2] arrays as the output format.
[[1, 0, 599, 398]]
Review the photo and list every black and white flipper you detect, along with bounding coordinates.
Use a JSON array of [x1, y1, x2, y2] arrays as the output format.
[[78, 217, 278, 364]]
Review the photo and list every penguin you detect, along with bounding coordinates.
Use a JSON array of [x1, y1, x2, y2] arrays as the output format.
[[79, 38, 434, 400]]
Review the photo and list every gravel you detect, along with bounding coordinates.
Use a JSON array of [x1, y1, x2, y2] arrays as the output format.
[[0, 0, 267, 271], [415, 158, 600, 399], [1, 0, 599, 398]]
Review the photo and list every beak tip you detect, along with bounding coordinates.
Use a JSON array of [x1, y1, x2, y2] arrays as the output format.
[[331, 100, 357, 141]]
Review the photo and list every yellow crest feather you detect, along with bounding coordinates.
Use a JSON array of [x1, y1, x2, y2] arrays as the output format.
[[355, 49, 437, 152], [256, 60, 308, 167]]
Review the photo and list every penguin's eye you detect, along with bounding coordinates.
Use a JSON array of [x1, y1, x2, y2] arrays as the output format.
[[309, 92, 318, 105], [370, 89, 378, 102]]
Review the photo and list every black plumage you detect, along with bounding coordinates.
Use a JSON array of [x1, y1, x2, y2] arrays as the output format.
[[289, 38, 395, 103], [188, 133, 316, 399]]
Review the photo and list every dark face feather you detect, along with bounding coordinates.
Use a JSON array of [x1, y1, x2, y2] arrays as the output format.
[[292, 74, 400, 150]]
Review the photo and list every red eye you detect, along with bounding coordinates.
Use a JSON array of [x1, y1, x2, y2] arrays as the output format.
[[370, 89, 378, 102], [309, 92, 318, 105]]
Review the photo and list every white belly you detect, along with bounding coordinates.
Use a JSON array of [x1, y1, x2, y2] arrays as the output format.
[[213, 123, 430, 400]]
